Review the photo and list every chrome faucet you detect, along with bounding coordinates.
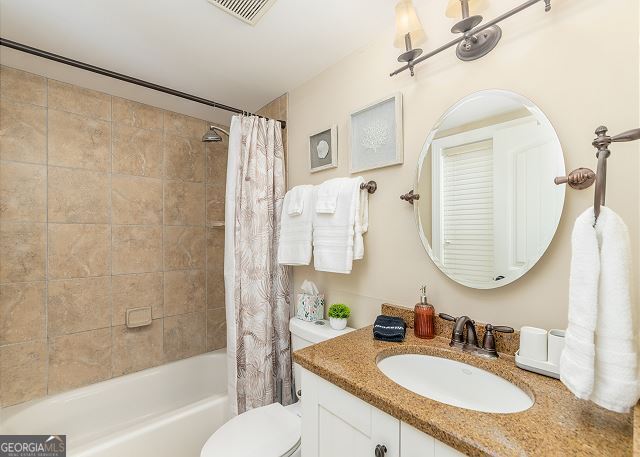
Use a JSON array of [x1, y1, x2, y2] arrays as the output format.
[[438, 313, 513, 358]]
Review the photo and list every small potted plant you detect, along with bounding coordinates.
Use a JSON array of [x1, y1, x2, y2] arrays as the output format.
[[327, 303, 351, 330]]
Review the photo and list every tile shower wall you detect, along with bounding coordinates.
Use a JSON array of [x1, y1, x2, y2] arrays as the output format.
[[0, 66, 227, 406]]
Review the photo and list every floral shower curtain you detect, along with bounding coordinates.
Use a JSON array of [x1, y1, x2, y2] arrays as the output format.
[[224, 115, 292, 415]]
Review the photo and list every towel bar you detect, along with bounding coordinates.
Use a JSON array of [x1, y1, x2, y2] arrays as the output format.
[[360, 181, 377, 194], [554, 126, 640, 222]]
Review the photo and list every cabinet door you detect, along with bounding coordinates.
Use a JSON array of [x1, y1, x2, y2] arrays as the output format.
[[400, 422, 465, 457], [301, 368, 399, 457]]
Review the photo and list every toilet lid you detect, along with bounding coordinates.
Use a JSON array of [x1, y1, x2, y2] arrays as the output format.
[[201, 403, 300, 457]]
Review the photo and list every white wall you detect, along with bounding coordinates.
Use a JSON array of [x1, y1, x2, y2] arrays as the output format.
[[286, 0, 640, 330]]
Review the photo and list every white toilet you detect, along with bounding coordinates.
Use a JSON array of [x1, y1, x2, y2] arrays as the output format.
[[201, 317, 353, 457]]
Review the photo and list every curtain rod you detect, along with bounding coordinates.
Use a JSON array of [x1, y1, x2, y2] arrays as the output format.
[[0, 38, 286, 129]]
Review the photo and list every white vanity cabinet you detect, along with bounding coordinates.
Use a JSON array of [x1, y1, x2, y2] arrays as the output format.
[[301, 369, 465, 457]]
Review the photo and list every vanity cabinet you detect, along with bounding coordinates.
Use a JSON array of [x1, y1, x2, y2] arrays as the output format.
[[300, 369, 464, 457]]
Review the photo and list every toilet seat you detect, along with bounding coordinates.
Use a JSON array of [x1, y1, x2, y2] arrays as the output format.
[[200, 402, 301, 457]]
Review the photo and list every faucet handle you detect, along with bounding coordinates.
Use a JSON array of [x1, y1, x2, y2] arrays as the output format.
[[438, 313, 456, 322], [488, 324, 514, 334]]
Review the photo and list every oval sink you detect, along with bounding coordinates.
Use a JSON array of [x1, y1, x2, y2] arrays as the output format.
[[377, 354, 533, 413]]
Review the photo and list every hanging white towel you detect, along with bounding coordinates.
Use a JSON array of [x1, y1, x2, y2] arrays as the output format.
[[354, 182, 369, 260], [315, 178, 342, 214], [278, 185, 314, 266], [313, 177, 365, 274], [560, 207, 639, 413]]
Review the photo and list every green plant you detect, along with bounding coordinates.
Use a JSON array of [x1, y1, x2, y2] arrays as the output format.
[[328, 303, 351, 319]]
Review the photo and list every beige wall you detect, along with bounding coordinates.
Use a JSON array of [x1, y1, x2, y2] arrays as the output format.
[[0, 66, 227, 407], [287, 0, 640, 330]]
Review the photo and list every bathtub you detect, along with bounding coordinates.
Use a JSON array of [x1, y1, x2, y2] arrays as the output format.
[[0, 350, 228, 457]]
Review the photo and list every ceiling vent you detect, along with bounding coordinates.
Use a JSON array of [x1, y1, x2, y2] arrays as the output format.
[[207, 0, 278, 25]]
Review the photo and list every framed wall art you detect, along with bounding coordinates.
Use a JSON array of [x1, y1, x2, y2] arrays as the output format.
[[309, 125, 338, 173]]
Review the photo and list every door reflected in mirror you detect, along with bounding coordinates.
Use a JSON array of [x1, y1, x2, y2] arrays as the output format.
[[416, 90, 565, 289]]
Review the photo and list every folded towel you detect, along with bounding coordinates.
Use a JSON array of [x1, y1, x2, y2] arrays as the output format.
[[313, 177, 364, 274], [560, 207, 639, 413], [373, 315, 406, 343], [278, 185, 314, 266], [286, 185, 308, 216], [315, 178, 342, 214]]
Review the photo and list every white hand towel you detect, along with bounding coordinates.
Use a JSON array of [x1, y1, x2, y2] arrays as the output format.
[[590, 207, 638, 413], [560, 207, 639, 413], [313, 178, 361, 274], [278, 185, 314, 266], [560, 208, 599, 400], [315, 178, 342, 214], [354, 177, 368, 260], [286, 185, 307, 216]]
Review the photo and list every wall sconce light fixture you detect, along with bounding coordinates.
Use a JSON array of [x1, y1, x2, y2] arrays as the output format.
[[391, 0, 552, 77], [394, 0, 426, 76]]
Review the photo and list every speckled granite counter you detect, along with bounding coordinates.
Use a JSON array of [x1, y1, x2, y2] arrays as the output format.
[[293, 326, 632, 456]]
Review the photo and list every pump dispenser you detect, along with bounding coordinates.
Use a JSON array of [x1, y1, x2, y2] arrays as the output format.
[[414, 285, 435, 339]]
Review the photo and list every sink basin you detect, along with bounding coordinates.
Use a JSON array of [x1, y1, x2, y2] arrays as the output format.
[[377, 354, 533, 413]]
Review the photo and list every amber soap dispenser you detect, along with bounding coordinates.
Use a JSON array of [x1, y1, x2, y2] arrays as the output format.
[[414, 285, 435, 339]]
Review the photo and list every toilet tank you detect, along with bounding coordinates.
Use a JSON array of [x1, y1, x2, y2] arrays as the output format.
[[289, 318, 353, 395]]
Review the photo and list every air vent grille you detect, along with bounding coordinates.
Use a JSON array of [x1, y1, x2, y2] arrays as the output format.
[[207, 0, 277, 25]]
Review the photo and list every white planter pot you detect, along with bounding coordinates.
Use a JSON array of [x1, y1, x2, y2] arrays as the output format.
[[329, 317, 347, 330]]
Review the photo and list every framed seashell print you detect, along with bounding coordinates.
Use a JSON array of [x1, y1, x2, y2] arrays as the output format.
[[309, 125, 338, 173], [349, 93, 403, 173]]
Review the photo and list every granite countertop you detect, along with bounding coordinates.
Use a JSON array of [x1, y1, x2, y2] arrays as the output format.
[[293, 326, 633, 457]]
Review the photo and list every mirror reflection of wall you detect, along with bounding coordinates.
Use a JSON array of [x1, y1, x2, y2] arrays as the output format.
[[416, 91, 565, 289]]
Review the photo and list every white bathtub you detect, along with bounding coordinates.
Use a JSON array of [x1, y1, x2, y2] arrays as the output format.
[[0, 350, 228, 457]]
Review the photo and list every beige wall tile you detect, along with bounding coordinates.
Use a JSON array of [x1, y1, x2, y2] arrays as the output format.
[[0, 66, 46, 106], [48, 80, 111, 121], [48, 109, 111, 171], [0, 222, 46, 282], [206, 308, 226, 351], [48, 167, 110, 224], [164, 111, 205, 139], [205, 142, 228, 185], [206, 185, 225, 226], [164, 135, 205, 182], [0, 340, 47, 406], [112, 321, 163, 376], [0, 161, 46, 222], [112, 124, 163, 178], [48, 328, 111, 394], [112, 225, 162, 274], [0, 282, 46, 345], [112, 272, 163, 326], [112, 175, 162, 225], [207, 269, 225, 310], [48, 224, 111, 279], [163, 312, 205, 362], [0, 99, 47, 164], [164, 269, 205, 317], [163, 180, 205, 226], [112, 97, 163, 131], [47, 277, 111, 337], [164, 226, 205, 270], [206, 227, 224, 274]]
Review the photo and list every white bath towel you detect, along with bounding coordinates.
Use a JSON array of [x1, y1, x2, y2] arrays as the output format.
[[313, 177, 366, 274], [278, 185, 314, 266], [315, 178, 341, 214], [560, 207, 639, 413]]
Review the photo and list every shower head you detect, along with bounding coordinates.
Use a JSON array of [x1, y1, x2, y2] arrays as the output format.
[[202, 125, 230, 143]]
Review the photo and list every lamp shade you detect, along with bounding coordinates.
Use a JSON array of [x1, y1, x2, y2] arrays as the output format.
[[445, 0, 488, 18], [394, 0, 426, 49]]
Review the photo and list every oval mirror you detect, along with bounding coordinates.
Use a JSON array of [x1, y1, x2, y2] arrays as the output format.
[[415, 90, 565, 289]]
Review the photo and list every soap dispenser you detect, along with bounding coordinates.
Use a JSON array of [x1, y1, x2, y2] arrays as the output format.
[[414, 285, 435, 339]]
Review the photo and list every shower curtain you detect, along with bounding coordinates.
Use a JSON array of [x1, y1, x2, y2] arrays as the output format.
[[224, 115, 293, 415]]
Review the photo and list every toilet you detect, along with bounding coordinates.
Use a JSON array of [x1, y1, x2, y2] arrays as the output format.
[[200, 317, 354, 457]]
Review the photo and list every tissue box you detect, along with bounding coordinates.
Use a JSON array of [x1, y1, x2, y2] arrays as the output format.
[[296, 293, 325, 322]]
